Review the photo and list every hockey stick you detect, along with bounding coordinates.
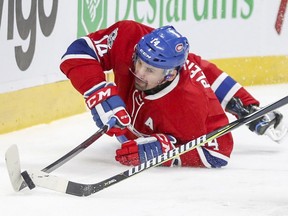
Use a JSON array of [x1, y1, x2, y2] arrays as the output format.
[[6, 95, 288, 196], [41, 117, 116, 173], [6, 117, 116, 192]]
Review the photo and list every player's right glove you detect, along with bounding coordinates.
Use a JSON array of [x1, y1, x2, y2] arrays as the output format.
[[226, 97, 287, 142], [115, 134, 176, 166], [84, 81, 131, 136]]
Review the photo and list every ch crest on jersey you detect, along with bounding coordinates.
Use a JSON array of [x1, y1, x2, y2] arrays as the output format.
[[144, 117, 154, 130]]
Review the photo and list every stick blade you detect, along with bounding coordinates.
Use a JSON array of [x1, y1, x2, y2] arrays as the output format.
[[5, 145, 24, 191]]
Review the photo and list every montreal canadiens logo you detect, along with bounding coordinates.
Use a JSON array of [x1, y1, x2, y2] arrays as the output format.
[[175, 43, 184, 52]]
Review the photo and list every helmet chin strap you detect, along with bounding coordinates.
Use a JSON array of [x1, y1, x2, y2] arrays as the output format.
[[129, 67, 176, 94], [130, 67, 171, 86], [157, 76, 170, 84], [156, 68, 176, 84]]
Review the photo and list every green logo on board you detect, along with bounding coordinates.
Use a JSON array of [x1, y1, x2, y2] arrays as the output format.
[[77, 0, 107, 37], [77, 0, 254, 37]]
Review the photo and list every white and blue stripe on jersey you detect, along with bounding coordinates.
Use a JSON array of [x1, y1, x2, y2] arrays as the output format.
[[61, 37, 100, 62], [211, 72, 241, 109]]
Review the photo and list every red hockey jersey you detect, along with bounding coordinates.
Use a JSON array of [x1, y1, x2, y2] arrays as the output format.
[[60, 20, 258, 168]]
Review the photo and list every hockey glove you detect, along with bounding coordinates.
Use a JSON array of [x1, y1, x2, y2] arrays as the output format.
[[84, 82, 131, 136], [115, 134, 176, 166], [248, 108, 287, 142], [226, 97, 287, 142]]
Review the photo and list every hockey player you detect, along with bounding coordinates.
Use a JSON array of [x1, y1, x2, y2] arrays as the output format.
[[60, 20, 286, 168]]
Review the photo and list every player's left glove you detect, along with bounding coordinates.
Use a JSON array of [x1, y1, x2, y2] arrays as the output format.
[[115, 134, 176, 166], [226, 97, 287, 142]]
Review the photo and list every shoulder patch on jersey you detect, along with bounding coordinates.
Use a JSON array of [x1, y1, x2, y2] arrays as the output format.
[[108, 28, 118, 49]]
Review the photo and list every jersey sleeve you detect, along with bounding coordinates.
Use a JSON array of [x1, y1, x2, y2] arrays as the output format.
[[60, 35, 107, 94], [60, 20, 153, 95], [190, 53, 260, 108]]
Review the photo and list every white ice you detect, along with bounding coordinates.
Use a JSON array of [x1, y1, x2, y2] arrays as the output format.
[[0, 84, 288, 216]]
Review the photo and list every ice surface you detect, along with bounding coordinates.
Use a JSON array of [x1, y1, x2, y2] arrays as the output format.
[[0, 84, 288, 216]]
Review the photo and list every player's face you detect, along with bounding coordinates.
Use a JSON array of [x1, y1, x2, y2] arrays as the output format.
[[133, 58, 166, 91]]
